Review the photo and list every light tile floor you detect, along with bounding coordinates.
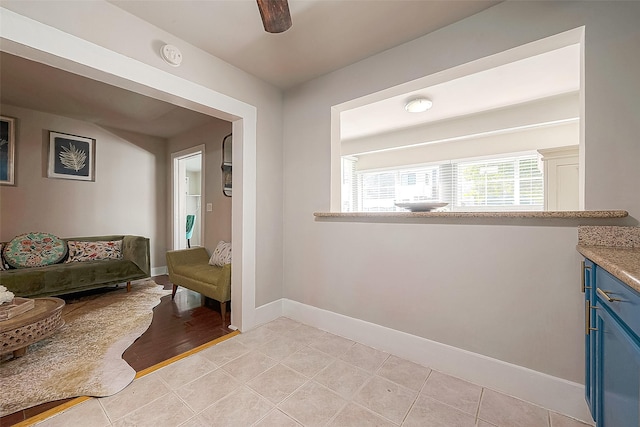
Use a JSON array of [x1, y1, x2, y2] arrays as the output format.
[[34, 317, 592, 427]]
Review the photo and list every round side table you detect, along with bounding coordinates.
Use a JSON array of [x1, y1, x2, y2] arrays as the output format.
[[0, 297, 65, 358]]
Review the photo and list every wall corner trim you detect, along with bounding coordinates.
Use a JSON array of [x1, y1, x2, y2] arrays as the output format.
[[151, 266, 168, 277], [252, 298, 284, 329]]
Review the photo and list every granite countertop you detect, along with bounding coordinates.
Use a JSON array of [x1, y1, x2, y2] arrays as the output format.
[[577, 226, 640, 293], [315, 210, 628, 219], [577, 246, 640, 293]]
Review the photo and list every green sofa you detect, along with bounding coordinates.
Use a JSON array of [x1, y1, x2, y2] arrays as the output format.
[[0, 235, 150, 298], [165, 247, 231, 323]]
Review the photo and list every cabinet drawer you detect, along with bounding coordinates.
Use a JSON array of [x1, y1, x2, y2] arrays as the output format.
[[596, 268, 640, 339]]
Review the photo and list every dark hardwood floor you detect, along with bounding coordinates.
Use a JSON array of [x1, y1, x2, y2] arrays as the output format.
[[1, 275, 233, 427]]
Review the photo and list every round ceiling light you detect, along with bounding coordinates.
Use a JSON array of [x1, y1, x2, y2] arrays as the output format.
[[404, 97, 433, 113]]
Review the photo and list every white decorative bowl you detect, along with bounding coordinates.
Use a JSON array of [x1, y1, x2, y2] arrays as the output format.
[[394, 202, 448, 212]]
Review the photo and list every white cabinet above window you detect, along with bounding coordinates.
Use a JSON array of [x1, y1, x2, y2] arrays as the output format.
[[538, 146, 579, 211]]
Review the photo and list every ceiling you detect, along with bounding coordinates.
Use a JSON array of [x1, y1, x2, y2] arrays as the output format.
[[341, 44, 581, 141], [6, 0, 578, 145], [1, 0, 502, 139], [0, 52, 218, 139], [108, 0, 501, 90]]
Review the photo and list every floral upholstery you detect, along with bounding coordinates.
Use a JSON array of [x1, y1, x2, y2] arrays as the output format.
[[66, 240, 123, 263], [3, 232, 68, 268]]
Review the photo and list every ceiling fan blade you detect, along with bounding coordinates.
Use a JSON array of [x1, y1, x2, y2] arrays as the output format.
[[256, 0, 292, 33]]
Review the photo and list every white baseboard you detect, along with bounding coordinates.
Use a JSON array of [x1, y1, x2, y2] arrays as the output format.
[[253, 298, 284, 327], [280, 298, 592, 424], [151, 266, 167, 277]]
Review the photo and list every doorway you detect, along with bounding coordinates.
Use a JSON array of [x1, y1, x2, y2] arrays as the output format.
[[172, 145, 205, 250], [3, 9, 259, 331]]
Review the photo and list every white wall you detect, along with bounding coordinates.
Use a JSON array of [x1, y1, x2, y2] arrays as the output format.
[[355, 121, 578, 171], [342, 92, 579, 157], [282, 0, 639, 395], [4, 0, 639, 417], [0, 104, 168, 268], [1, 0, 285, 308], [168, 120, 233, 252]]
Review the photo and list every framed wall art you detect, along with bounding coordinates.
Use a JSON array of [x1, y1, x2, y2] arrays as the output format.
[[48, 131, 95, 181], [0, 116, 16, 186]]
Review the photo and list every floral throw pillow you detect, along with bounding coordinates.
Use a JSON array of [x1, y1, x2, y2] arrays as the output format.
[[66, 240, 123, 263], [209, 241, 232, 267], [3, 232, 68, 268], [0, 243, 8, 270]]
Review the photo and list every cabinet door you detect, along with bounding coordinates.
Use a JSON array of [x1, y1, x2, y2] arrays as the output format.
[[595, 306, 640, 427], [583, 260, 596, 417]]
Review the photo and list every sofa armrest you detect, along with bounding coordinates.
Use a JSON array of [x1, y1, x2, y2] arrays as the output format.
[[219, 263, 232, 301], [166, 247, 211, 271], [122, 236, 150, 277]]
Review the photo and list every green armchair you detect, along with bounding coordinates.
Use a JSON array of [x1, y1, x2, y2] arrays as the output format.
[[165, 247, 231, 323]]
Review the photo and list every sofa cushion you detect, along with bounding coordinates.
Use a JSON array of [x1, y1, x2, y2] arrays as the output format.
[[209, 241, 232, 267], [173, 263, 222, 286], [0, 258, 146, 296], [66, 240, 123, 263], [3, 232, 67, 268]]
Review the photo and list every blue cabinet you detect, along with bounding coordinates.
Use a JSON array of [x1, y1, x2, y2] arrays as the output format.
[[595, 303, 640, 427], [584, 259, 640, 427]]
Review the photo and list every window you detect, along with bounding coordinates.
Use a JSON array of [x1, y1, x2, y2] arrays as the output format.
[[341, 157, 356, 212], [344, 152, 543, 212], [334, 37, 582, 213], [454, 155, 543, 210]]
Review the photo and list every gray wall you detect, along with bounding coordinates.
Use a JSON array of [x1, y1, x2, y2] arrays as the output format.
[[282, 1, 640, 384], [1, 0, 285, 307], [0, 104, 168, 269], [4, 0, 639, 385], [168, 120, 233, 252]]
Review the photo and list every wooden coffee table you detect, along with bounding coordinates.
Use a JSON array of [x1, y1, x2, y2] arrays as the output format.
[[0, 297, 65, 358]]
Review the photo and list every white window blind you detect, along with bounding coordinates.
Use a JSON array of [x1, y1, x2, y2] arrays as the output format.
[[345, 153, 543, 212], [341, 157, 357, 212]]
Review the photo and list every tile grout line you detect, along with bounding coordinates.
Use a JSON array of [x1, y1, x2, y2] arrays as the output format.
[[476, 387, 485, 424], [328, 362, 387, 426], [102, 387, 174, 426], [268, 333, 346, 427], [274, 331, 432, 426], [153, 373, 202, 422], [168, 389, 198, 425], [96, 398, 113, 427], [399, 366, 434, 426]]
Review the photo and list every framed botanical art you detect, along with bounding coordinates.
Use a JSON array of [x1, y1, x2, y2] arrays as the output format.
[[48, 131, 95, 181], [0, 116, 16, 186]]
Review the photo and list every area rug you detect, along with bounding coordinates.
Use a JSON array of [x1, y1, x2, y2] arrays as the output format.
[[0, 280, 170, 417]]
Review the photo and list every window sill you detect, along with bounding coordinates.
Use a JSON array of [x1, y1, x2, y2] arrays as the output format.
[[315, 210, 627, 219], [314, 210, 629, 224]]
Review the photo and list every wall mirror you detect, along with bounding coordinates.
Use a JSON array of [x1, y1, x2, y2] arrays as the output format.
[[222, 133, 232, 197]]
